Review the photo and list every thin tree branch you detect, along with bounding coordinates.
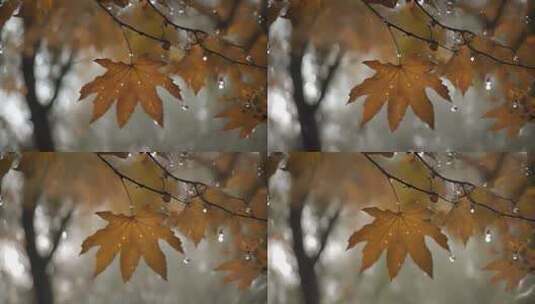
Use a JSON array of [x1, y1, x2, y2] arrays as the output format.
[[313, 51, 343, 110], [363, 153, 535, 223], [98, 0, 266, 69], [362, 0, 535, 69], [96, 153, 267, 222], [45, 50, 75, 111], [312, 207, 340, 265], [44, 207, 74, 264], [413, 1, 535, 69]]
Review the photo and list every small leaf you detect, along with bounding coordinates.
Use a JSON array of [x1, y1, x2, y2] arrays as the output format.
[[484, 258, 529, 291]]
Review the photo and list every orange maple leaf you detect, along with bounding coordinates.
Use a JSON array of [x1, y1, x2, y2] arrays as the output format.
[[80, 206, 183, 282], [442, 46, 475, 95], [216, 87, 266, 138], [483, 99, 533, 138], [347, 207, 450, 279], [173, 45, 212, 94], [173, 200, 209, 246], [348, 56, 451, 131], [484, 258, 529, 291], [215, 248, 266, 289], [444, 199, 477, 246], [79, 56, 182, 127]]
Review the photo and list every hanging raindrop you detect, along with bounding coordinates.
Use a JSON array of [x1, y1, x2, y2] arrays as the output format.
[[217, 78, 225, 89], [469, 205, 475, 214], [484, 230, 492, 243], [485, 78, 492, 91]]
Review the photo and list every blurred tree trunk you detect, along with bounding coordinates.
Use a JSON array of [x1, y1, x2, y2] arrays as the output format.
[[21, 50, 55, 151], [22, 204, 54, 304], [289, 51, 322, 151], [22, 10, 55, 151], [289, 204, 320, 304]]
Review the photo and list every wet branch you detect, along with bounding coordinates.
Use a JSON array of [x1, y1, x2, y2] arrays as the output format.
[[362, 0, 535, 69], [363, 153, 535, 223], [96, 153, 267, 222]]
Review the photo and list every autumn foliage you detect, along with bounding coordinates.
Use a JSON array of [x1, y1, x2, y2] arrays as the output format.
[[0, 152, 267, 292], [274, 152, 535, 293], [0, 0, 267, 140]]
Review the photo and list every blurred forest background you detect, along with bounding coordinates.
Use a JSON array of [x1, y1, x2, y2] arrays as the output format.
[[0, 152, 267, 304], [268, 152, 535, 304], [268, 0, 535, 151], [0, 0, 266, 151]]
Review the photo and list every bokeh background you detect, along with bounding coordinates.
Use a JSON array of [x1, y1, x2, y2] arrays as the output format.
[[268, 152, 535, 304], [0, 153, 266, 303], [268, 0, 535, 151], [0, 0, 265, 151]]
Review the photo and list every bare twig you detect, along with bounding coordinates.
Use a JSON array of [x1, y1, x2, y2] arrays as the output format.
[[96, 153, 267, 222], [363, 153, 535, 223]]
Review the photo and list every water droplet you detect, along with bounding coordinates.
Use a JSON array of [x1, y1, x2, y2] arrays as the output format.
[[450, 105, 459, 112], [183, 257, 190, 264], [512, 101, 519, 109], [513, 55, 520, 63], [202, 208, 208, 214], [485, 79, 492, 91], [202, 56, 208, 62], [484, 230, 492, 243], [217, 231, 224, 243], [181, 104, 189, 111], [217, 78, 225, 89], [61, 231, 67, 240], [469, 205, 475, 214], [470, 56, 475, 62], [449, 254, 456, 263], [245, 207, 252, 214], [512, 253, 519, 261], [244, 253, 252, 261], [246, 55, 253, 63]]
